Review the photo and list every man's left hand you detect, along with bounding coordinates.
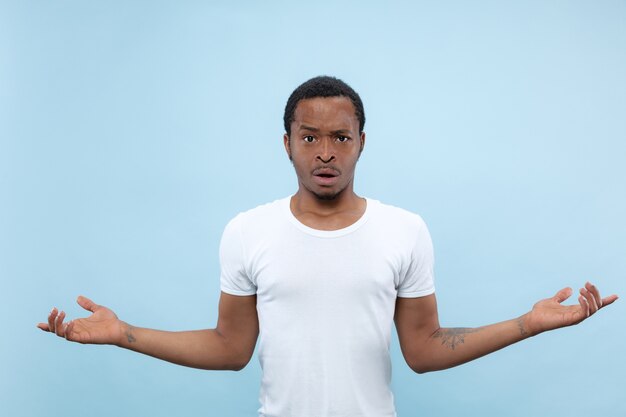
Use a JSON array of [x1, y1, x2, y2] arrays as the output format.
[[524, 282, 618, 336]]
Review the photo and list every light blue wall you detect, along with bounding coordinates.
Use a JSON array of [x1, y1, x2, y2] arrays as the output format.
[[2, 1, 624, 416]]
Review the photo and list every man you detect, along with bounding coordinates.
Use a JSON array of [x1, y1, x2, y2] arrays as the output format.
[[39, 76, 618, 417]]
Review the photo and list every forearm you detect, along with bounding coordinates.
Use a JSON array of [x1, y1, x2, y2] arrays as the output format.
[[411, 314, 531, 373], [117, 323, 245, 371]]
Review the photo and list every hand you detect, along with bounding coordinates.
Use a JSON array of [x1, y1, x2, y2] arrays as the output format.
[[37, 296, 124, 345], [524, 282, 618, 336]]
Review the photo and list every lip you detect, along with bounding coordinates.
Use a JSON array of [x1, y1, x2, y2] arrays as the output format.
[[313, 175, 339, 186], [313, 167, 340, 176], [312, 167, 340, 186]]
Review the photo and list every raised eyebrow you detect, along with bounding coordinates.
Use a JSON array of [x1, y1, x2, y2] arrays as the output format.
[[331, 129, 352, 136], [299, 125, 319, 132], [298, 126, 352, 135]]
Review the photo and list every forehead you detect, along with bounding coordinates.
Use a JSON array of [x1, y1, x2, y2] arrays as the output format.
[[292, 96, 358, 131]]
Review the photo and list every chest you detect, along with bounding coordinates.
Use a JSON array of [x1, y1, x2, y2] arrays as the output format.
[[246, 232, 410, 306]]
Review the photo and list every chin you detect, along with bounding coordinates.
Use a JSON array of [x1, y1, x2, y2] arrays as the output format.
[[310, 186, 347, 201], [313, 192, 340, 201], [301, 181, 348, 201]]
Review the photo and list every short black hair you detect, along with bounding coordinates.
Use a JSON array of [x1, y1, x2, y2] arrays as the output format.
[[283, 76, 365, 136]]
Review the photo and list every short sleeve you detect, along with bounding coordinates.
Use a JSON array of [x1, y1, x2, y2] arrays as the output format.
[[397, 218, 435, 298], [219, 215, 257, 296]]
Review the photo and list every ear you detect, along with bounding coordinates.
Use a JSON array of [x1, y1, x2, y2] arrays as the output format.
[[283, 133, 292, 161], [359, 131, 366, 154]]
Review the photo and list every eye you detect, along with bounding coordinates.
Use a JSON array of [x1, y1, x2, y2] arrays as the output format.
[[303, 135, 315, 143], [336, 135, 350, 143]]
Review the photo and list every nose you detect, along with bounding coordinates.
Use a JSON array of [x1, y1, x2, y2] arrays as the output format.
[[316, 138, 336, 163]]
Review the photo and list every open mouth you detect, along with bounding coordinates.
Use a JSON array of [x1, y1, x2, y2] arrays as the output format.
[[312, 168, 340, 186], [313, 167, 340, 177]]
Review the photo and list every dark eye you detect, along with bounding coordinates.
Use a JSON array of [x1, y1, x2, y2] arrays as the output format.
[[336, 136, 350, 143], [303, 135, 315, 143]]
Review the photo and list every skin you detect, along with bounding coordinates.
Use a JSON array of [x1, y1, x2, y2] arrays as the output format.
[[38, 96, 618, 375], [284, 96, 366, 230], [395, 284, 618, 373], [39, 294, 258, 371]]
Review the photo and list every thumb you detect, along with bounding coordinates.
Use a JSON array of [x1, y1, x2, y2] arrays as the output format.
[[76, 295, 100, 313], [553, 287, 573, 304]]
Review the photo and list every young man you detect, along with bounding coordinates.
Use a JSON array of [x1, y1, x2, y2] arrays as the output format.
[[39, 76, 618, 417]]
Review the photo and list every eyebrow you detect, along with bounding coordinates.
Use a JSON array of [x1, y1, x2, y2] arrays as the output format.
[[330, 129, 351, 135], [300, 125, 319, 132], [299, 125, 352, 135]]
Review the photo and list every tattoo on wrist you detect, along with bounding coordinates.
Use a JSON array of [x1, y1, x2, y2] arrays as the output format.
[[126, 325, 136, 344], [433, 328, 478, 350], [516, 317, 528, 337]]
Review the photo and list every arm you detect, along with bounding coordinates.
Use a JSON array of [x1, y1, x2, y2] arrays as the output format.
[[394, 282, 618, 374], [37, 292, 259, 371]]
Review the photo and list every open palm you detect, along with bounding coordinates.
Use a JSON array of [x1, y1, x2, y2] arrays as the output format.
[[526, 282, 618, 335], [37, 296, 123, 345]]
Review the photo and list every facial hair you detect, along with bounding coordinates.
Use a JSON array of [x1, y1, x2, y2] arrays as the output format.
[[304, 181, 349, 201]]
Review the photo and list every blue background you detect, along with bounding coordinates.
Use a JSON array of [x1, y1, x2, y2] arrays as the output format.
[[2, 1, 624, 416]]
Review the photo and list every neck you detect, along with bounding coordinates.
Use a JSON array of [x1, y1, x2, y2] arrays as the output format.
[[290, 186, 366, 231], [292, 185, 361, 214]]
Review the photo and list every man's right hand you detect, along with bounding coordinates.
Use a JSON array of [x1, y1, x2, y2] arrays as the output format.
[[37, 292, 259, 371], [37, 296, 124, 345]]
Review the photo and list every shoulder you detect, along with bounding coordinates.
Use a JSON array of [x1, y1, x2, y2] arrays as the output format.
[[224, 196, 290, 233], [368, 198, 428, 231]]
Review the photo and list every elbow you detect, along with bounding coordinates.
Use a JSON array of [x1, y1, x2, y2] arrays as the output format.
[[407, 357, 436, 374], [198, 355, 252, 372], [230, 360, 248, 372], [409, 363, 432, 374], [206, 360, 248, 372], [231, 364, 245, 372], [230, 354, 254, 372]]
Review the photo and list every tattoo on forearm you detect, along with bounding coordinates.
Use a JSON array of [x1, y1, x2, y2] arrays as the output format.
[[126, 325, 136, 344], [516, 317, 528, 337], [433, 328, 478, 350]]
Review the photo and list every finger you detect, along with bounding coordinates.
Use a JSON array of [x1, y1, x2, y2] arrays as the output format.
[[580, 287, 599, 314], [48, 308, 58, 334], [601, 294, 619, 308], [554, 287, 573, 304], [37, 323, 50, 331], [65, 320, 75, 341], [585, 282, 603, 309], [578, 295, 590, 318], [55, 311, 66, 337], [77, 296, 100, 313]]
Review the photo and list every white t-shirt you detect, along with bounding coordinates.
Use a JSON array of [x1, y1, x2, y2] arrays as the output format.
[[219, 196, 435, 417]]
